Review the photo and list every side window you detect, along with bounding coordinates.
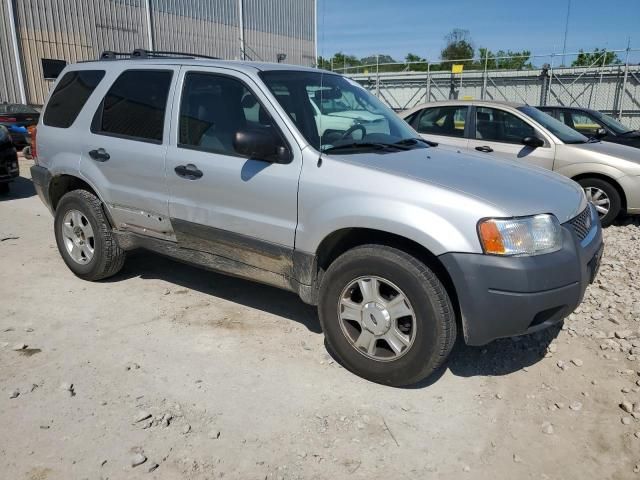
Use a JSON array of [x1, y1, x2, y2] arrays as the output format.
[[43, 70, 105, 128], [416, 106, 467, 137], [179, 72, 286, 158], [569, 112, 601, 135], [93, 70, 173, 143], [475, 107, 535, 144]]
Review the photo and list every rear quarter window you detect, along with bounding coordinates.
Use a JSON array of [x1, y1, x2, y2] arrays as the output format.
[[92, 69, 173, 143], [43, 70, 105, 128]]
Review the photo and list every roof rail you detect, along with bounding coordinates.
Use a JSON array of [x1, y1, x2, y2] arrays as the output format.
[[99, 49, 221, 61]]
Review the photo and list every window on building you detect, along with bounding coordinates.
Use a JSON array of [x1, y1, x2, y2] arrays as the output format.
[[43, 70, 105, 128], [93, 70, 173, 143]]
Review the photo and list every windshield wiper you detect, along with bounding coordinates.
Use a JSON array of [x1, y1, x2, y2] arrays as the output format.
[[395, 137, 438, 147], [322, 142, 411, 154], [621, 130, 638, 136]]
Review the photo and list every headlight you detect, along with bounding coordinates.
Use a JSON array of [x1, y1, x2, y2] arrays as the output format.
[[478, 214, 562, 256], [0, 126, 8, 142]]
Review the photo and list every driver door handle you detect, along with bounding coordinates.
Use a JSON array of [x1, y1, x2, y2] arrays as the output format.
[[475, 145, 493, 153], [174, 163, 203, 180], [88, 148, 110, 161]]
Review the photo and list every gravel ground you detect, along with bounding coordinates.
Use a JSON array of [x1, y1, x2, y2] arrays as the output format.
[[1, 160, 640, 479]]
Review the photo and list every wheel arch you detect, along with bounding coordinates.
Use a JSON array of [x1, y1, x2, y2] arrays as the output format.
[[571, 172, 627, 213], [312, 227, 461, 330], [48, 174, 115, 227]]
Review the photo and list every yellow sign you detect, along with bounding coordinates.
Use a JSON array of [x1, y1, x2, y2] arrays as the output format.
[[452, 64, 464, 74], [462, 95, 473, 100], [363, 68, 369, 74]]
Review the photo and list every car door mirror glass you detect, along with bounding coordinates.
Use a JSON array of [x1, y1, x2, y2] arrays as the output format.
[[522, 136, 545, 148]]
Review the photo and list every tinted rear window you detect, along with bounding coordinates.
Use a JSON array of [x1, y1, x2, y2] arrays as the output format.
[[43, 70, 105, 128], [93, 70, 173, 143]]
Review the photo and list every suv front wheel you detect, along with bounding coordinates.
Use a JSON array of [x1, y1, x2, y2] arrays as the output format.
[[54, 190, 126, 280], [318, 245, 457, 387]]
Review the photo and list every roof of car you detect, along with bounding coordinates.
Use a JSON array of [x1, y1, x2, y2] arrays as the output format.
[[416, 100, 524, 108], [74, 57, 328, 75], [537, 105, 595, 112]]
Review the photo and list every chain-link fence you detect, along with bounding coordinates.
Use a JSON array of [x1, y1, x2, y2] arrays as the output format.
[[337, 48, 640, 129]]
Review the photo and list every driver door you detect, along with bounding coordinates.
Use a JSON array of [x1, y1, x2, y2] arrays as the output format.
[[468, 106, 555, 170], [165, 67, 302, 276]]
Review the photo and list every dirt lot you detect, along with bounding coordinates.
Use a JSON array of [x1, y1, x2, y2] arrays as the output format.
[[1, 159, 640, 480]]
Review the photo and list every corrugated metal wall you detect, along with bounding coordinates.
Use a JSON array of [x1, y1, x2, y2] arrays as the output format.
[[0, 0, 316, 105], [0, 0, 22, 103]]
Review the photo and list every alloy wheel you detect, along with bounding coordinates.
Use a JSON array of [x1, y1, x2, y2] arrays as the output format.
[[62, 209, 95, 264], [338, 276, 416, 361], [583, 186, 610, 217]]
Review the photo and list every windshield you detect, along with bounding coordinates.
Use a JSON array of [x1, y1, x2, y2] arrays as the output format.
[[518, 106, 588, 144], [259, 70, 420, 153], [0, 104, 39, 114], [591, 111, 634, 134]]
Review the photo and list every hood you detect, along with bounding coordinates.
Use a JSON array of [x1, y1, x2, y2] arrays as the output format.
[[337, 146, 586, 223], [563, 140, 640, 174]]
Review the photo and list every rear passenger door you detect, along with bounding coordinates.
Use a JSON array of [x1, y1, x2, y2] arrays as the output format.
[[468, 106, 555, 170], [165, 67, 302, 276], [408, 105, 469, 149], [80, 67, 178, 239]]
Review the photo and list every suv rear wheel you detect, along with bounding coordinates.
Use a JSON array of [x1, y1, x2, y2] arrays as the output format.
[[54, 190, 125, 280], [318, 245, 456, 387], [577, 177, 621, 227]]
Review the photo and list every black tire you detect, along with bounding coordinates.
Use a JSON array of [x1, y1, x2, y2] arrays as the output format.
[[0, 182, 9, 195], [318, 245, 457, 387], [54, 189, 125, 280], [577, 177, 621, 227]]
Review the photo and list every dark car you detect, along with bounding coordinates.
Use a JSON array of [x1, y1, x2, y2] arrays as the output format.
[[538, 106, 640, 148], [0, 125, 19, 194], [0, 103, 40, 150]]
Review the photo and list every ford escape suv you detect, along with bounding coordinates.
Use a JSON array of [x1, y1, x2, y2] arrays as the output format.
[[31, 51, 603, 386]]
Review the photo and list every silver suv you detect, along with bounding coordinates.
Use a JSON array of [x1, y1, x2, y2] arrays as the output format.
[[31, 52, 603, 386]]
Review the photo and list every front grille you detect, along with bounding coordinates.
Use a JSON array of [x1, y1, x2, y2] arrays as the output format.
[[566, 206, 592, 241]]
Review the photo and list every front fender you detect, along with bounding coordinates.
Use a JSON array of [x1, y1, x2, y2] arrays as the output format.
[[295, 195, 481, 256], [554, 162, 627, 180]]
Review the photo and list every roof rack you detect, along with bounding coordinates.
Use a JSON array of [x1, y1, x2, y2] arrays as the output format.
[[99, 49, 221, 61]]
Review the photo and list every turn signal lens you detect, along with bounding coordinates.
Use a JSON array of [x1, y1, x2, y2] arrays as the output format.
[[478, 214, 562, 256]]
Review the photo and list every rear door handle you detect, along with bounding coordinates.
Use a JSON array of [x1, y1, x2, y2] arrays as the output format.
[[88, 148, 110, 161], [174, 163, 203, 180], [475, 145, 494, 153]]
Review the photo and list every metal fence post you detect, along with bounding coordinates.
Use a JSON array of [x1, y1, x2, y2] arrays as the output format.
[[482, 50, 489, 100], [376, 54, 380, 97], [426, 63, 431, 103], [547, 52, 555, 105], [618, 41, 630, 119]]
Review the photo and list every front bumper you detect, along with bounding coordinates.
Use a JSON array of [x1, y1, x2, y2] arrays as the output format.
[[440, 206, 603, 346], [30, 164, 53, 211], [0, 145, 19, 182]]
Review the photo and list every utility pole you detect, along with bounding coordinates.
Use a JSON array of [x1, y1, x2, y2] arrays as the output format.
[[561, 0, 571, 66]]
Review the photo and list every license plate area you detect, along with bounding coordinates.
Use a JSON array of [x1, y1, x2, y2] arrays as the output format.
[[588, 245, 603, 284]]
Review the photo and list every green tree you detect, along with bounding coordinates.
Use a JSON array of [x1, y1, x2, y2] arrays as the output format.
[[477, 48, 533, 70], [405, 53, 429, 71], [440, 29, 474, 66], [572, 48, 620, 67]]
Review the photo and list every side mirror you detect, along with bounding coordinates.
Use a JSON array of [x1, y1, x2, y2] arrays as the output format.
[[594, 127, 607, 139], [233, 128, 290, 163], [522, 136, 545, 148]]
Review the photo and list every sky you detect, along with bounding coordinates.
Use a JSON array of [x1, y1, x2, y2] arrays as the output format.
[[316, 0, 640, 63]]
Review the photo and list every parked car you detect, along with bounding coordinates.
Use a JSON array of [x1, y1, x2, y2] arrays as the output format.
[[31, 54, 602, 386], [0, 125, 19, 194], [537, 106, 640, 148], [0, 102, 40, 150], [402, 100, 640, 226]]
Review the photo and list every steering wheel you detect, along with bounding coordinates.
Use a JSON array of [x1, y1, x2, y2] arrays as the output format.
[[341, 124, 366, 140]]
